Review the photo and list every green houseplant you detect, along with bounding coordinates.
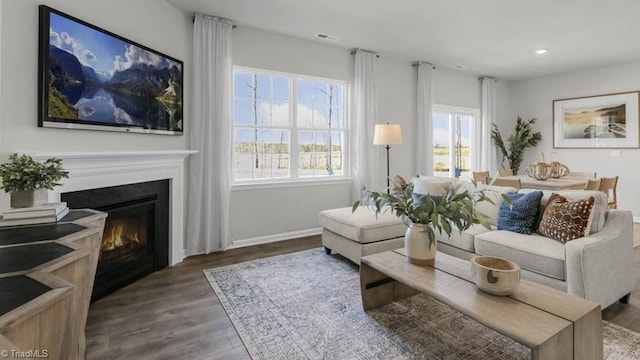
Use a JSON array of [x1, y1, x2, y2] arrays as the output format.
[[491, 117, 542, 175], [353, 175, 497, 265], [0, 153, 69, 208]]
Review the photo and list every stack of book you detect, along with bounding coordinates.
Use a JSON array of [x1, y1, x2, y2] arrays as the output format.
[[0, 202, 69, 227]]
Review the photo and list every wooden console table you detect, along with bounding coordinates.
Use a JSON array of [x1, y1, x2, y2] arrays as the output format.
[[360, 250, 603, 360], [0, 209, 106, 360]]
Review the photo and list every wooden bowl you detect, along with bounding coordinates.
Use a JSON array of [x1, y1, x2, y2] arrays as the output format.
[[470, 256, 521, 296]]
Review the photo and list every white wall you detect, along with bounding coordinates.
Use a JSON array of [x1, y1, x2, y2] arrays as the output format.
[[0, 0, 191, 153], [0, 1, 511, 244], [508, 61, 640, 216], [229, 26, 509, 243], [230, 27, 354, 243]]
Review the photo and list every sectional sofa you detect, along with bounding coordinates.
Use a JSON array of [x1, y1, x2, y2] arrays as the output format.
[[319, 177, 636, 309]]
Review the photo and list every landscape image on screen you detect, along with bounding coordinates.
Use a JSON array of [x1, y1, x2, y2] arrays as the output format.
[[46, 11, 183, 132]]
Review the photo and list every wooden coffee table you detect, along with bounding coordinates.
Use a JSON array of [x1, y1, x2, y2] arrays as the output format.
[[360, 250, 603, 360]]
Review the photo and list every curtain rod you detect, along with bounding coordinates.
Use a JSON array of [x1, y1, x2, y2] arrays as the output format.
[[192, 14, 237, 28], [478, 76, 497, 81], [411, 61, 436, 69], [350, 49, 380, 58]]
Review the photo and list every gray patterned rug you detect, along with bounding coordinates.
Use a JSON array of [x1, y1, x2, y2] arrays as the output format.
[[204, 248, 640, 359]]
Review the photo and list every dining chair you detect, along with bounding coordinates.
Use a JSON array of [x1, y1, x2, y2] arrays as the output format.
[[497, 169, 514, 177], [472, 171, 490, 184], [599, 176, 618, 209], [585, 179, 601, 191], [569, 171, 597, 179], [491, 178, 521, 189]]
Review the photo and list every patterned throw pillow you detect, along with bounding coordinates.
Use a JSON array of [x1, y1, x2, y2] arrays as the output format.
[[497, 191, 543, 234], [537, 193, 595, 243]]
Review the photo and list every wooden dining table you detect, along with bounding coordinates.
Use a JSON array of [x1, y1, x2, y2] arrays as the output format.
[[501, 175, 589, 190]]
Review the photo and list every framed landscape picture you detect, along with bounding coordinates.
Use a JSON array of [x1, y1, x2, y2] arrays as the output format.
[[553, 91, 639, 148]]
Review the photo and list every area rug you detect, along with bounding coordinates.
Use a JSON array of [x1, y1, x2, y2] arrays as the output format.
[[204, 249, 640, 360]]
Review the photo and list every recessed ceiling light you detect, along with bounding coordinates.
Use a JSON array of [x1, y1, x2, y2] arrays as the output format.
[[455, 65, 468, 70], [535, 48, 548, 55]]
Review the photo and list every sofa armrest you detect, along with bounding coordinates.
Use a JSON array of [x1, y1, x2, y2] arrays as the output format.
[[564, 209, 636, 308]]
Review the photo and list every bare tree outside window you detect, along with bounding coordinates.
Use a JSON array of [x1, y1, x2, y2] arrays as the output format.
[[232, 67, 345, 181]]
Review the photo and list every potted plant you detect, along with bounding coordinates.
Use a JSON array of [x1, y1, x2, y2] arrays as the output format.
[[491, 117, 542, 175], [353, 175, 497, 265], [0, 153, 69, 208]]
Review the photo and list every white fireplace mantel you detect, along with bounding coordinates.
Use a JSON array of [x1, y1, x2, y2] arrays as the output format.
[[23, 150, 197, 266]]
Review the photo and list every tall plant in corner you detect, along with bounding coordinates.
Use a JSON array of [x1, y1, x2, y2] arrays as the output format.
[[491, 117, 542, 175]]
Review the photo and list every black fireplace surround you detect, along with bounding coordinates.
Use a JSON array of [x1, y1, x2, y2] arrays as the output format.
[[62, 180, 169, 300]]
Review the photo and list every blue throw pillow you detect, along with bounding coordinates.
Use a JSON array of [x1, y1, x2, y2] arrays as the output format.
[[497, 191, 543, 234]]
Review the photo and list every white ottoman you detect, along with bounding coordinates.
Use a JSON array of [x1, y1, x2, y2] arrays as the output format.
[[319, 206, 406, 264]]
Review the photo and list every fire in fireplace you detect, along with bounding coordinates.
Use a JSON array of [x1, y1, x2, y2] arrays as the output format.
[[99, 217, 147, 274], [61, 180, 168, 300]]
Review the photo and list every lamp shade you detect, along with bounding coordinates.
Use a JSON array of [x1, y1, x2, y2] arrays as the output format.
[[373, 124, 403, 145]]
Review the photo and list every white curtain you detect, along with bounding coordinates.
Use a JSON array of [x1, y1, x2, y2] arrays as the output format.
[[416, 62, 434, 176], [186, 15, 233, 255], [480, 77, 497, 173], [351, 50, 381, 200]]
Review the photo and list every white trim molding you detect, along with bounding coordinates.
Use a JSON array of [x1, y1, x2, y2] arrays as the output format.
[[227, 227, 322, 250], [23, 150, 197, 266]]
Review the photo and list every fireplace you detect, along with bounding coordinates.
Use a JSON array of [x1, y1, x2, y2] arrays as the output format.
[[62, 180, 169, 300]]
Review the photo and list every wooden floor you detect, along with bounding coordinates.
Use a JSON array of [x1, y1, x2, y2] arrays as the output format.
[[86, 236, 640, 360]]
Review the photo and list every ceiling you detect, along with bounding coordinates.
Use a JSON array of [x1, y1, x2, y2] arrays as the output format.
[[167, 0, 640, 80]]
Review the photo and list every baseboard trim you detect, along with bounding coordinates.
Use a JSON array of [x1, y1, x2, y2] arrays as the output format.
[[228, 228, 322, 249]]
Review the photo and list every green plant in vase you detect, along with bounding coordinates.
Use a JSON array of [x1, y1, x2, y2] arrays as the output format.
[[0, 153, 69, 208], [353, 175, 499, 265], [491, 117, 542, 175]]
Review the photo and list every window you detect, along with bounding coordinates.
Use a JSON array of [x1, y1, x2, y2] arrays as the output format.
[[432, 105, 480, 178], [233, 67, 346, 182]]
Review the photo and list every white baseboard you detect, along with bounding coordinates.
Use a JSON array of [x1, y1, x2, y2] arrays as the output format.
[[228, 228, 322, 250]]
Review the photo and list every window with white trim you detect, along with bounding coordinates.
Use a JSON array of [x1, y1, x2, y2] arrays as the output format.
[[233, 67, 347, 182], [432, 105, 480, 179]]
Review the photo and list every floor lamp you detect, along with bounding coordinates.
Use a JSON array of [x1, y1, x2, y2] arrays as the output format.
[[373, 123, 403, 194]]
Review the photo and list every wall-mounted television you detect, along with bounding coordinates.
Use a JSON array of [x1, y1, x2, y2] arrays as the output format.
[[38, 5, 183, 135]]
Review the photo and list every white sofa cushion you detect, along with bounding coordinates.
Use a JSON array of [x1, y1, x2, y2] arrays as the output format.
[[319, 206, 405, 244], [412, 177, 450, 195], [436, 224, 493, 252], [519, 189, 607, 234], [459, 183, 518, 226], [474, 230, 566, 280]]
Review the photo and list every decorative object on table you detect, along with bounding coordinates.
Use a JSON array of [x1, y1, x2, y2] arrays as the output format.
[[470, 255, 521, 296], [491, 117, 542, 175], [0, 153, 69, 208], [525, 152, 552, 180], [353, 175, 499, 265], [553, 91, 639, 148], [547, 152, 570, 178], [0, 202, 69, 227], [38, 6, 184, 135], [373, 123, 403, 193]]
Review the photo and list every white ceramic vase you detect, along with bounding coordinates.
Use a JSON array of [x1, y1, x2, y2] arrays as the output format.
[[404, 223, 436, 266]]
